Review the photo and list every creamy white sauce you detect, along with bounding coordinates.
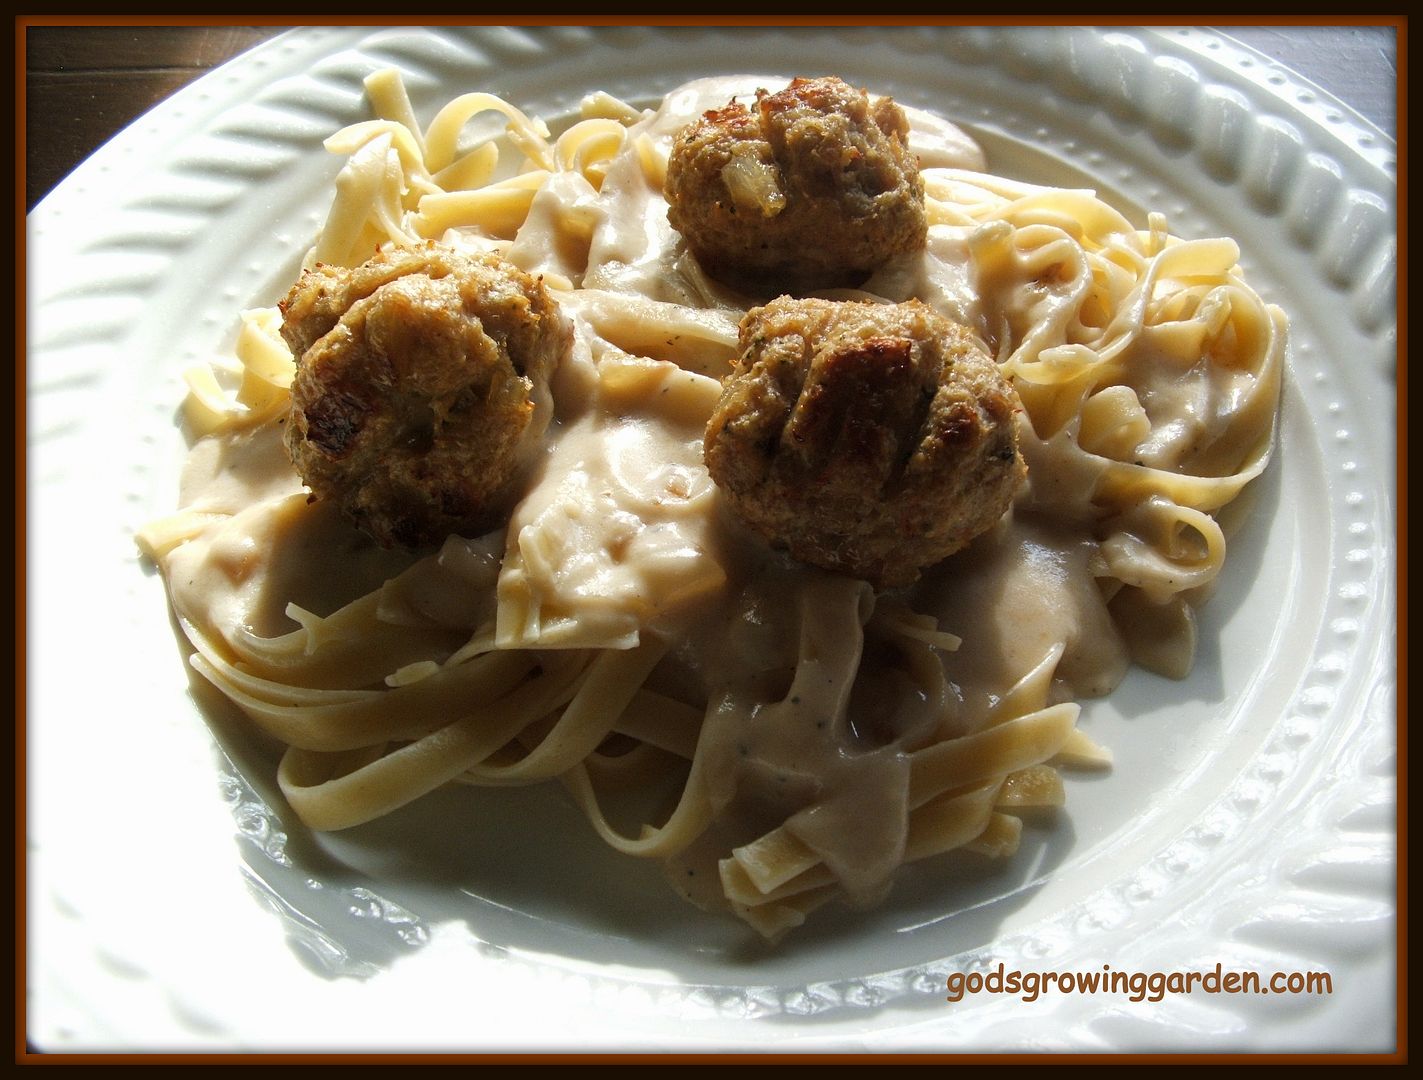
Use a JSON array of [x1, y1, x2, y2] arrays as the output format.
[[154, 75, 1278, 921]]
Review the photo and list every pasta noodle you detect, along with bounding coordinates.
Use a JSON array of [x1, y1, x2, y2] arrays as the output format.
[[138, 73, 1284, 939]]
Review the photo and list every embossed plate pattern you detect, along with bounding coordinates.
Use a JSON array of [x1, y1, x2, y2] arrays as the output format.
[[28, 27, 1396, 1052]]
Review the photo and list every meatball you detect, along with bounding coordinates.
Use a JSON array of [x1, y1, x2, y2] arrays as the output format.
[[703, 297, 1025, 588], [664, 76, 927, 293], [280, 244, 570, 548]]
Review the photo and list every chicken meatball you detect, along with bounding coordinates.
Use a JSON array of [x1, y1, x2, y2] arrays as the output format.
[[280, 244, 570, 548], [664, 76, 927, 292], [703, 297, 1025, 588]]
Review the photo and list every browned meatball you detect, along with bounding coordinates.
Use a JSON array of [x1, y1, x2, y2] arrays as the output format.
[[703, 298, 1026, 588], [664, 76, 926, 293], [280, 244, 570, 548]]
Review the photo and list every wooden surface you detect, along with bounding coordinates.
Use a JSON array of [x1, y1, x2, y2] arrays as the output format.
[[24, 26, 284, 210], [23, 25, 1397, 213]]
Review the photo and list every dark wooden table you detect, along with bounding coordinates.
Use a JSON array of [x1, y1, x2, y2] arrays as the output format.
[[24, 25, 1397, 213], [24, 25, 285, 211]]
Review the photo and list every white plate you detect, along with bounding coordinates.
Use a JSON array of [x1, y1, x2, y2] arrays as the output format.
[[27, 27, 1397, 1052]]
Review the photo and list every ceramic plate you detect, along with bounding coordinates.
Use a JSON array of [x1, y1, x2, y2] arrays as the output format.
[[27, 26, 1397, 1052]]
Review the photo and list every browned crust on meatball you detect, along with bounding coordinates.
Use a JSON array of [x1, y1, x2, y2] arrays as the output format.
[[280, 244, 570, 549], [664, 76, 926, 293], [704, 297, 1026, 588]]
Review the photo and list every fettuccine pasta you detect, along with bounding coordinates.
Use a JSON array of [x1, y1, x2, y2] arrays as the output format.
[[139, 72, 1283, 939]]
